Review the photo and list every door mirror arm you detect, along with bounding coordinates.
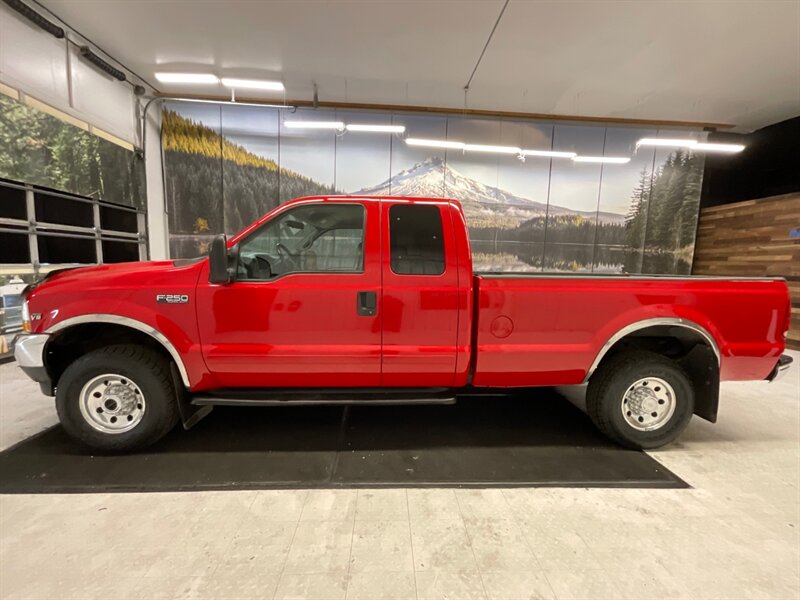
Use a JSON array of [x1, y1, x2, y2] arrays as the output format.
[[227, 244, 240, 281]]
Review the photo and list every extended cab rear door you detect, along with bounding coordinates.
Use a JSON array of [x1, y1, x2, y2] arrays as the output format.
[[380, 199, 461, 386]]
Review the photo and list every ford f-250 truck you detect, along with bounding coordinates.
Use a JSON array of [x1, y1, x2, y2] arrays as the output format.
[[14, 196, 793, 452]]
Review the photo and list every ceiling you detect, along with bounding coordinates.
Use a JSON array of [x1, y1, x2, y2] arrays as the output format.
[[38, 0, 800, 131]]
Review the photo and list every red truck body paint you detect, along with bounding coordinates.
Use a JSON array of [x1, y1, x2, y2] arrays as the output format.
[[25, 196, 790, 392]]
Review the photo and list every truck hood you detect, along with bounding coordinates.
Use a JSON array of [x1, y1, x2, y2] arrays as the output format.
[[31, 258, 206, 293], [24, 258, 207, 335]]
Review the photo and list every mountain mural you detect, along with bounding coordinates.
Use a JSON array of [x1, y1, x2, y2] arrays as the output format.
[[356, 157, 625, 229], [161, 104, 701, 275]]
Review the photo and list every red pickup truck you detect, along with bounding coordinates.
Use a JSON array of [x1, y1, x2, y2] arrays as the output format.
[[15, 196, 792, 452]]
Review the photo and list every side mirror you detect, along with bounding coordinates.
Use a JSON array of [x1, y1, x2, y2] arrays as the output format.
[[208, 234, 231, 284]]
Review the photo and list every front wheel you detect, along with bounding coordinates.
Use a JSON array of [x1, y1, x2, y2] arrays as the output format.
[[586, 351, 694, 449], [55, 344, 179, 452]]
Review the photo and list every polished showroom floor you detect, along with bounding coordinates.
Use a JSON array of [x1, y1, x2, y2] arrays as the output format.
[[1, 352, 798, 600]]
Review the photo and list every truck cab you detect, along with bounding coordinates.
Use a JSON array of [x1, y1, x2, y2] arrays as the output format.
[[198, 196, 472, 389]]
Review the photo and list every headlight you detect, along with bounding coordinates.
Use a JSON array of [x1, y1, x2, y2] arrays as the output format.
[[21, 299, 30, 332]]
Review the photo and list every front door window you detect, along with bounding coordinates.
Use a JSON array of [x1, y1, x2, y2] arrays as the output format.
[[237, 203, 365, 280]]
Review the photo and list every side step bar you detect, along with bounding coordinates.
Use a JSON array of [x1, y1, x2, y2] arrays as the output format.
[[191, 388, 457, 407]]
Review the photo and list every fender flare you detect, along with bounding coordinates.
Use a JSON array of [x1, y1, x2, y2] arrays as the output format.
[[583, 317, 721, 383], [46, 314, 192, 388]]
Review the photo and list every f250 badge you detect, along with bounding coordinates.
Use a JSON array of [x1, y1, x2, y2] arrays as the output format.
[[156, 294, 189, 304]]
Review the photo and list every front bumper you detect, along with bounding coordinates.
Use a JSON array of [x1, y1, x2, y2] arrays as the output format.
[[766, 354, 794, 383], [13, 334, 54, 396]]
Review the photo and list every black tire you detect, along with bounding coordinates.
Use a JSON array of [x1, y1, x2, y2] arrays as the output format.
[[55, 344, 179, 452], [586, 350, 694, 449]]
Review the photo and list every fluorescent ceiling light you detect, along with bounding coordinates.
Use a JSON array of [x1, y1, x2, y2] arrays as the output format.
[[284, 121, 344, 129], [573, 156, 631, 164], [155, 73, 219, 84], [636, 138, 744, 153], [464, 144, 521, 154], [346, 124, 406, 133], [521, 149, 577, 159], [692, 142, 745, 153], [637, 138, 698, 148], [405, 138, 465, 149], [220, 78, 284, 91]]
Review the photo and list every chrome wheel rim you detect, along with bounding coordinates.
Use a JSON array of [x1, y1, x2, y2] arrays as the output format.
[[78, 373, 145, 434], [621, 377, 675, 432]]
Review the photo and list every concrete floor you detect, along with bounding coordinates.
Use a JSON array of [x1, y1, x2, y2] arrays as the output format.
[[0, 353, 798, 600]]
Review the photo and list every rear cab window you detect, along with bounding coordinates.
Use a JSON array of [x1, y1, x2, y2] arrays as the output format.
[[389, 204, 445, 275]]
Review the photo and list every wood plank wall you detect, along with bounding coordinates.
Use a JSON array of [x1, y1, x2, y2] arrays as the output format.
[[692, 192, 800, 350]]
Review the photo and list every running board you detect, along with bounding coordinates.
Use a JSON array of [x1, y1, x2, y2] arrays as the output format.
[[191, 388, 457, 407]]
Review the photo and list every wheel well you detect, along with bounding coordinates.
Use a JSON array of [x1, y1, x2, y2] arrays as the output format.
[[593, 324, 720, 423], [45, 323, 174, 390]]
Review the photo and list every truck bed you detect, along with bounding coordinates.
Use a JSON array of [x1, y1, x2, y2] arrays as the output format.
[[472, 273, 789, 387]]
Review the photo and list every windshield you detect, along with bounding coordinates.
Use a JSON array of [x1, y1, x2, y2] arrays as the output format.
[[1, 294, 22, 309]]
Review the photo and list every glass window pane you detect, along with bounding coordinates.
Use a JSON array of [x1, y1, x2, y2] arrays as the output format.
[[37, 235, 96, 264], [102, 240, 139, 263], [389, 204, 445, 275], [0, 232, 30, 263], [0, 185, 27, 220], [100, 205, 138, 233], [238, 203, 364, 279], [34, 192, 93, 228]]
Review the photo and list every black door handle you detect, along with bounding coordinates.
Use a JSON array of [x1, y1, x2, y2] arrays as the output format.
[[357, 291, 377, 316]]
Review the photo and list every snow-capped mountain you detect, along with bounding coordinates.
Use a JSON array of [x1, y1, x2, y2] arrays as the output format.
[[355, 157, 624, 227]]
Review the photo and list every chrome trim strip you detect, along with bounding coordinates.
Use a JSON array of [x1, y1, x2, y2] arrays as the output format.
[[477, 273, 785, 282], [13, 334, 50, 368], [46, 315, 191, 388], [583, 317, 721, 382]]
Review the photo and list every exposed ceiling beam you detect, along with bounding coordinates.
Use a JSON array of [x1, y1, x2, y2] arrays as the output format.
[[155, 92, 735, 130]]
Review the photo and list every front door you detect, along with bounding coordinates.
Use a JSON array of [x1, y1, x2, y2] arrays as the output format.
[[196, 199, 381, 388]]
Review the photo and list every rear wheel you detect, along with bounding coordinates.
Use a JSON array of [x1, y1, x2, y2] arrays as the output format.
[[55, 344, 179, 452], [586, 351, 694, 449]]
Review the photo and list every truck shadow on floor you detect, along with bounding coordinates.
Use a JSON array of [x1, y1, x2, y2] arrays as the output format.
[[0, 389, 687, 492]]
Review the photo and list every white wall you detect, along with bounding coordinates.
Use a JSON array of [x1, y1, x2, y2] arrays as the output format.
[[0, 2, 170, 259], [144, 105, 168, 260], [0, 2, 138, 144]]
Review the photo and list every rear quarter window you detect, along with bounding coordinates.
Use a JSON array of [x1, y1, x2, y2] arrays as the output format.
[[389, 204, 445, 276]]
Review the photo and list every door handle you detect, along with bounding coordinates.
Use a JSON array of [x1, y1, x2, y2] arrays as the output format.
[[357, 291, 377, 316]]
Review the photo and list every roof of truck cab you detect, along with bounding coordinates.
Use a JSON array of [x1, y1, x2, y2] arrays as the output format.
[[292, 195, 461, 204], [229, 195, 463, 246]]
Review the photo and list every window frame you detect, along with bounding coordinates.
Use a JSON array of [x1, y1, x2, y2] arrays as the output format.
[[233, 202, 367, 283], [388, 203, 446, 277]]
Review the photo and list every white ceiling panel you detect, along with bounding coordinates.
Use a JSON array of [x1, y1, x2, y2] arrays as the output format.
[[36, 0, 800, 131]]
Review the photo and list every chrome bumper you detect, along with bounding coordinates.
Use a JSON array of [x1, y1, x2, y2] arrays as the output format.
[[767, 354, 794, 383], [14, 334, 49, 368], [13, 334, 54, 396]]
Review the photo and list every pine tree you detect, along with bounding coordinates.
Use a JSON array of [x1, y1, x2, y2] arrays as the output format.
[[625, 168, 652, 250]]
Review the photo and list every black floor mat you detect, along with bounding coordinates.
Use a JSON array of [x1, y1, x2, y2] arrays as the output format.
[[0, 390, 687, 492]]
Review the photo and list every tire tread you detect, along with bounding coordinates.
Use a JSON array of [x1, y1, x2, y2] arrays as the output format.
[[55, 344, 179, 452], [586, 350, 693, 449]]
